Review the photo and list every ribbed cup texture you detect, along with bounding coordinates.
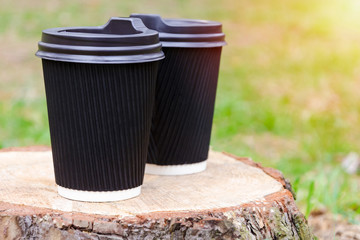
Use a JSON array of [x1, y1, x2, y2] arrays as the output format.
[[148, 47, 222, 166], [42, 59, 157, 191]]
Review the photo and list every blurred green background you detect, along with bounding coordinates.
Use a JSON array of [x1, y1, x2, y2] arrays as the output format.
[[1, 0, 360, 221]]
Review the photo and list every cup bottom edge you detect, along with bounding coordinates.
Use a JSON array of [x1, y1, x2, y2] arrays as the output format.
[[57, 185, 141, 202], [145, 160, 207, 176]]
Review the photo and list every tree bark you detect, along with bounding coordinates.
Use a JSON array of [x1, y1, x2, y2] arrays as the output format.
[[0, 147, 313, 239]]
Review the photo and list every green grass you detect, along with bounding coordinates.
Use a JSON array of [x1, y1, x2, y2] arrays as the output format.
[[0, 99, 49, 149], [1, 0, 360, 221]]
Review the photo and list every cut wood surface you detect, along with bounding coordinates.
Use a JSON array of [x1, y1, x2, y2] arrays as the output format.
[[0, 147, 314, 239]]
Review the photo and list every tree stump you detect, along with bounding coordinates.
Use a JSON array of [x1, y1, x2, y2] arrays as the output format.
[[0, 147, 313, 239]]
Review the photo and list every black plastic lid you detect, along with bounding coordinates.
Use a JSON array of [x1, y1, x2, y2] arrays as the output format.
[[36, 17, 165, 64], [130, 14, 226, 48]]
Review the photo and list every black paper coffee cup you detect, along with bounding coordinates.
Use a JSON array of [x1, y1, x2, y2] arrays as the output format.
[[36, 18, 164, 201], [130, 14, 226, 175]]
